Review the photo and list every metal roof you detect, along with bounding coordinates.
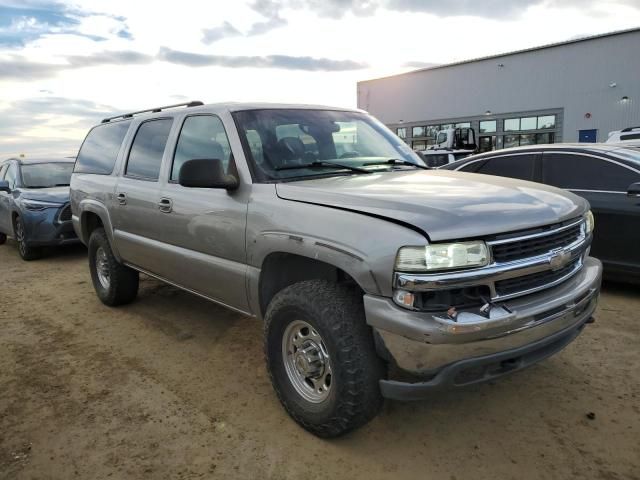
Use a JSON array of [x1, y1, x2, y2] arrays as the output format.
[[359, 26, 640, 83]]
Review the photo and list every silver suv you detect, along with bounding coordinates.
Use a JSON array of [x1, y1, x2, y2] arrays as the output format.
[[70, 101, 602, 437]]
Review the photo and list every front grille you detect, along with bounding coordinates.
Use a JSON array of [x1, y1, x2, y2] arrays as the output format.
[[491, 223, 582, 263], [495, 258, 580, 298], [58, 204, 72, 222]]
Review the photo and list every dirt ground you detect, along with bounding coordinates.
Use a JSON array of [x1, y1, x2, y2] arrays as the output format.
[[0, 242, 638, 480]]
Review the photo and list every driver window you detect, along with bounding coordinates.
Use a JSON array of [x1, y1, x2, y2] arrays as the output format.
[[172, 115, 232, 182]]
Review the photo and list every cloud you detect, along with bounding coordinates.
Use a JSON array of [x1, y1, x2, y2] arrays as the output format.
[[0, 95, 116, 157], [65, 50, 153, 67], [0, 50, 153, 81], [0, 0, 131, 47], [202, 21, 242, 44], [158, 46, 367, 71]]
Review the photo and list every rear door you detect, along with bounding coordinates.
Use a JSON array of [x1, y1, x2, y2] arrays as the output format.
[[541, 151, 640, 274], [112, 117, 174, 272], [155, 113, 250, 312]]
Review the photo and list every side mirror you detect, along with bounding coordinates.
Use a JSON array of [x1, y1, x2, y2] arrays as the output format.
[[628, 182, 640, 197], [0, 180, 10, 193], [178, 159, 239, 190]]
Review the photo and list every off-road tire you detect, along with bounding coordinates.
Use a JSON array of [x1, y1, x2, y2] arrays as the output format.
[[88, 227, 139, 306], [0, 232, 6, 245], [14, 216, 42, 261], [265, 280, 385, 438]]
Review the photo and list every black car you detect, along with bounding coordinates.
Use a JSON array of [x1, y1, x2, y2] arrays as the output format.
[[0, 157, 79, 260], [442, 143, 640, 282]]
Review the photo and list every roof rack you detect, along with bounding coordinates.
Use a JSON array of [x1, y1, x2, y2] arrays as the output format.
[[621, 126, 640, 132], [101, 101, 204, 123]]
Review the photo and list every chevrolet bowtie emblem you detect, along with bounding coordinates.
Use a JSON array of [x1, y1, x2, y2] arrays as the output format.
[[549, 248, 572, 271]]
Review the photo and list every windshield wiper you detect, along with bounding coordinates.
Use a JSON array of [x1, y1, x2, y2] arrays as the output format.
[[363, 158, 430, 170], [275, 161, 371, 174]]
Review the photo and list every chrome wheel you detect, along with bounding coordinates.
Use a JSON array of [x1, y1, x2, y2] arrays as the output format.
[[282, 320, 332, 403], [95, 247, 111, 289]]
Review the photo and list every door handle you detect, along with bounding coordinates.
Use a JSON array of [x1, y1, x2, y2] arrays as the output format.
[[158, 198, 173, 213], [116, 192, 127, 205]]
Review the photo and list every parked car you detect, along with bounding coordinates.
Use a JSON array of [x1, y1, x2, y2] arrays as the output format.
[[606, 126, 640, 144], [441, 143, 640, 282], [0, 157, 79, 260], [71, 102, 602, 437]]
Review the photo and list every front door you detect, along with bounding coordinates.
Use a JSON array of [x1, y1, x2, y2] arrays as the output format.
[[542, 151, 640, 275], [579, 129, 597, 143], [156, 114, 250, 312], [112, 118, 174, 272]]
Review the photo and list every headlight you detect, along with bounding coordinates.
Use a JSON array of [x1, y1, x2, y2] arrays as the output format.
[[584, 210, 595, 234], [396, 241, 490, 272], [22, 199, 63, 210]]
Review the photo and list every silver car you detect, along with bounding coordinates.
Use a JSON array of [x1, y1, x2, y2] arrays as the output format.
[[70, 101, 602, 437]]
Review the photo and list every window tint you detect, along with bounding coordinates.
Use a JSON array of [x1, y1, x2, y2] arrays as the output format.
[[126, 119, 173, 180], [475, 154, 536, 181], [75, 121, 131, 175], [543, 153, 639, 191], [172, 115, 232, 182], [4, 163, 18, 189]]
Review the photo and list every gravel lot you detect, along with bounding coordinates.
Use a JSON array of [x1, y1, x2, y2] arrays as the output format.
[[1, 242, 639, 480]]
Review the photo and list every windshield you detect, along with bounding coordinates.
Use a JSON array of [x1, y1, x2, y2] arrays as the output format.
[[233, 109, 424, 181], [21, 163, 74, 188]]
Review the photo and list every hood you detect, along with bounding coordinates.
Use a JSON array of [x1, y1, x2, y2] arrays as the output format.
[[21, 186, 70, 204], [275, 170, 588, 241]]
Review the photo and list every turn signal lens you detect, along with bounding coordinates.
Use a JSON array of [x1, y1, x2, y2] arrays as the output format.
[[585, 210, 595, 234]]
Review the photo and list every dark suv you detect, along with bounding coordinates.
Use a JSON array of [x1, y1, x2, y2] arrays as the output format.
[[0, 157, 79, 260]]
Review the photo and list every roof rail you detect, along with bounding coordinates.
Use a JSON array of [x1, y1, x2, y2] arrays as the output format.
[[621, 126, 640, 132], [101, 101, 204, 123]]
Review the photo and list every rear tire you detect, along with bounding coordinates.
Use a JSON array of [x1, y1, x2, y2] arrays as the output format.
[[14, 216, 42, 261], [265, 280, 385, 438], [88, 228, 139, 306], [0, 232, 6, 245]]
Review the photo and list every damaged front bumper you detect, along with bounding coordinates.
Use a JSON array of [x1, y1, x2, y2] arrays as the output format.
[[364, 257, 603, 400]]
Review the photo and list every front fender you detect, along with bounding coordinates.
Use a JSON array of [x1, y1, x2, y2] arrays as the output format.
[[77, 199, 120, 259]]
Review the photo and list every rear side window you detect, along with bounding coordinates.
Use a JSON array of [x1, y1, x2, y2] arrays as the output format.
[[126, 119, 173, 180], [467, 154, 536, 181], [171, 115, 232, 181], [75, 121, 131, 175], [542, 153, 640, 191]]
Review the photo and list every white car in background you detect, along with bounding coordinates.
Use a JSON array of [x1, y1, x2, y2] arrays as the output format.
[[606, 126, 640, 143]]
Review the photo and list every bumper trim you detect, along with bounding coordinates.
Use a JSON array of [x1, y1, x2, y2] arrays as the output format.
[[380, 314, 590, 401]]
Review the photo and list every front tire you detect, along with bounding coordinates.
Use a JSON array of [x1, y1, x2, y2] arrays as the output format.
[[13, 216, 42, 261], [88, 228, 139, 306], [265, 280, 384, 438]]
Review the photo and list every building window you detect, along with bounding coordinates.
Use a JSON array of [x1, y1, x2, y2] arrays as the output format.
[[396, 127, 407, 139], [412, 140, 426, 150], [412, 126, 426, 137], [504, 118, 520, 131], [520, 117, 537, 130], [455, 122, 471, 128], [426, 125, 439, 138], [502, 132, 556, 148], [479, 120, 497, 133], [535, 132, 555, 144], [537, 115, 556, 129]]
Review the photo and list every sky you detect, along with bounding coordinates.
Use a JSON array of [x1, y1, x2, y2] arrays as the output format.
[[1, 0, 640, 157]]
